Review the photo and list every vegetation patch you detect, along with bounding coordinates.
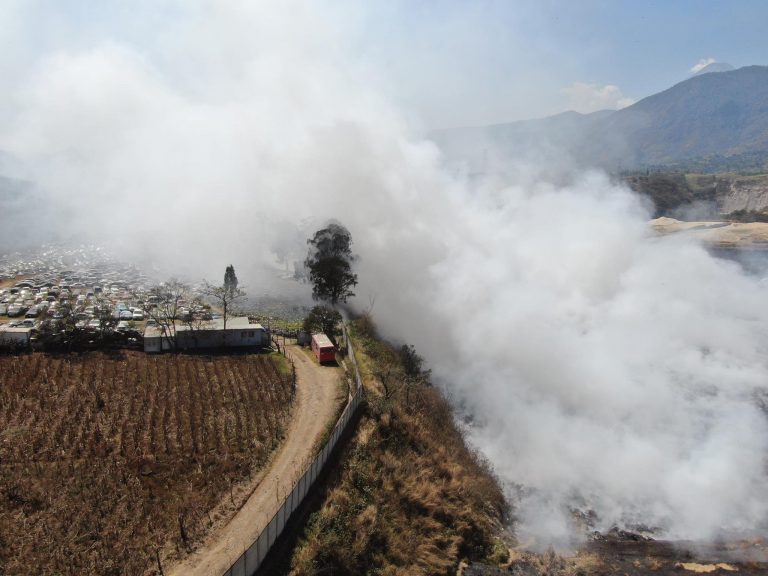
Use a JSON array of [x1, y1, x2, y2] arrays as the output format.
[[0, 351, 293, 575], [723, 208, 768, 222], [270, 350, 293, 376]]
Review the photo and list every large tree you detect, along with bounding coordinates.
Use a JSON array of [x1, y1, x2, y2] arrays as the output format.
[[224, 265, 238, 292], [140, 279, 193, 352], [304, 223, 358, 306]]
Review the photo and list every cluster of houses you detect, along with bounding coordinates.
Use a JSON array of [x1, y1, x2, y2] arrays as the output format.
[[1, 246, 338, 361], [1, 247, 149, 345]]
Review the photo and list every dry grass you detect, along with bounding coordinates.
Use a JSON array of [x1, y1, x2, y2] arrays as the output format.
[[0, 276, 24, 289], [0, 351, 293, 575], [286, 316, 507, 576]]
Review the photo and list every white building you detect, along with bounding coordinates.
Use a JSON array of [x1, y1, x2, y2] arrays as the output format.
[[144, 316, 269, 353], [0, 326, 34, 348]]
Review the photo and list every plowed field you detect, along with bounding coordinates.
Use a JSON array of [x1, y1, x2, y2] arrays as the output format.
[[0, 351, 293, 575]]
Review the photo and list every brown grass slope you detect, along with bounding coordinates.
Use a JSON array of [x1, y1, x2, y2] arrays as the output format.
[[0, 351, 293, 576], [286, 316, 508, 576]]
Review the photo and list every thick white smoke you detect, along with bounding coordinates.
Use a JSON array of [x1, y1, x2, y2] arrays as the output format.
[[421, 177, 768, 542], [2, 0, 767, 545]]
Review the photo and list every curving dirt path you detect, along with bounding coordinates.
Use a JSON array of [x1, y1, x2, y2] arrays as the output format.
[[167, 345, 342, 576]]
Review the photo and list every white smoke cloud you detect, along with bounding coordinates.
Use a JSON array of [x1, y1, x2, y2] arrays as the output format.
[[2, 0, 768, 548], [421, 179, 768, 542], [561, 82, 635, 114], [691, 57, 717, 74]]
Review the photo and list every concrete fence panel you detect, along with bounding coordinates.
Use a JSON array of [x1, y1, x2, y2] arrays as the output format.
[[245, 541, 260, 574], [231, 553, 246, 576], [311, 457, 319, 484], [257, 531, 268, 563], [267, 516, 277, 548], [292, 482, 300, 513], [297, 473, 304, 502], [277, 503, 285, 535], [304, 469, 312, 499], [299, 470, 308, 501]]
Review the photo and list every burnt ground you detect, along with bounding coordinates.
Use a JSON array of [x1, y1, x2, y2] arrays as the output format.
[[465, 531, 768, 576]]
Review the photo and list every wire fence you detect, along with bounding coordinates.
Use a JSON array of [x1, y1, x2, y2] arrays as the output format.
[[222, 324, 364, 576]]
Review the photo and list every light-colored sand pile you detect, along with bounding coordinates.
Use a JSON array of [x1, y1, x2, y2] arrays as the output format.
[[651, 217, 768, 248]]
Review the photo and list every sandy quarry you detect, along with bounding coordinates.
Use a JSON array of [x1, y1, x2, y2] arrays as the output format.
[[651, 217, 768, 248]]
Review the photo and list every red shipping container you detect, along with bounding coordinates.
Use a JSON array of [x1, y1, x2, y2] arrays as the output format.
[[311, 333, 336, 363]]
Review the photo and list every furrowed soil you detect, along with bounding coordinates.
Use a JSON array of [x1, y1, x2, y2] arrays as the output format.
[[0, 351, 294, 575]]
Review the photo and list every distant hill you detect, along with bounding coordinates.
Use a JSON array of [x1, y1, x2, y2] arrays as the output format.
[[599, 65, 768, 167], [431, 109, 613, 176], [432, 65, 768, 173]]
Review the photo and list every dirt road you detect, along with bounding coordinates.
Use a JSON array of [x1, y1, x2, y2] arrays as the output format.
[[168, 345, 343, 576]]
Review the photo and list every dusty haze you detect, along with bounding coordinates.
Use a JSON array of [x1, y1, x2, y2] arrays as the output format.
[[2, 0, 767, 546]]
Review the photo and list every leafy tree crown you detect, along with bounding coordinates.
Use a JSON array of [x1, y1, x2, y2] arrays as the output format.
[[305, 223, 358, 305]]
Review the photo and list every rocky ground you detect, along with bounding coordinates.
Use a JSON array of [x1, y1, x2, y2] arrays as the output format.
[[464, 530, 768, 576]]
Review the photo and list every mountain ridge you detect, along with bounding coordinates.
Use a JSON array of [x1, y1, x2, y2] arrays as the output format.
[[432, 65, 768, 172]]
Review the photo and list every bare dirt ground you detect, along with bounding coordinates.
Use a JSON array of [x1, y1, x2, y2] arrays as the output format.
[[167, 344, 342, 576], [464, 531, 768, 576], [0, 276, 25, 288], [651, 217, 768, 248]]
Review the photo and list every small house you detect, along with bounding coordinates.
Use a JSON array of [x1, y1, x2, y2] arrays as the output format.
[[144, 317, 268, 353], [0, 326, 33, 349]]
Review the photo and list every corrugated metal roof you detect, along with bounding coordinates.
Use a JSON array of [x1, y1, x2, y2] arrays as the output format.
[[143, 317, 263, 338], [311, 333, 334, 348], [0, 327, 33, 334]]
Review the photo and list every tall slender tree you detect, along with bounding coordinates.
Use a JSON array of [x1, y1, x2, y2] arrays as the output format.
[[224, 265, 238, 292], [201, 265, 245, 331]]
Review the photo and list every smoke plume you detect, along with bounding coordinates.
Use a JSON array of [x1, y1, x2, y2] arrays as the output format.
[[1, 0, 767, 545]]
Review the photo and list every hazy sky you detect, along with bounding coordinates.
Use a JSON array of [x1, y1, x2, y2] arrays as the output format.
[[359, 0, 768, 126], [1, 0, 767, 127]]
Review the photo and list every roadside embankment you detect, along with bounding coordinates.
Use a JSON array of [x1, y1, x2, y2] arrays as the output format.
[[281, 315, 510, 575]]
